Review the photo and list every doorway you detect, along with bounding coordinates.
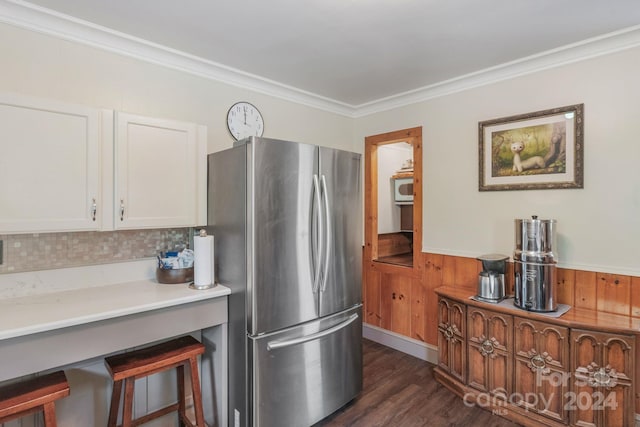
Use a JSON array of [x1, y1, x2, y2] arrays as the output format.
[[364, 127, 422, 268], [362, 127, 422, 333]]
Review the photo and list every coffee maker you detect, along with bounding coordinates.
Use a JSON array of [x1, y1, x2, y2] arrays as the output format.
[[476, 254, 509, 302]]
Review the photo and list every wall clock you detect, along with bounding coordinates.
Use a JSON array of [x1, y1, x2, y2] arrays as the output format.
[[226, 102, 264, 141]]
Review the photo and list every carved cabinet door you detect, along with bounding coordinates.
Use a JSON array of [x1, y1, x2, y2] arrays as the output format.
[[467, 306, 513, 403], [570, 329, 635, 427], [513, 317, 569, 423], [437, 297, 466, 383]]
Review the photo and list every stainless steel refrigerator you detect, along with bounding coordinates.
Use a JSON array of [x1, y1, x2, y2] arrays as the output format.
[[207, 137, 362, 427]]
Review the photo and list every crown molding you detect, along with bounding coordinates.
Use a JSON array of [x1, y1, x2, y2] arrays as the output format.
[[0, 0, 357, 117], [1, 1, 639, 119], [353, 24, 640, 117]]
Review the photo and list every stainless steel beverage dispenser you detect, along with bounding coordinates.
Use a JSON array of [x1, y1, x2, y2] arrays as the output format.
[[513, 215, 558, 312]]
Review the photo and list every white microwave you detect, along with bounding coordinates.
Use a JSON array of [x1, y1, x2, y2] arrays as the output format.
[[393, 177, 413, 205]]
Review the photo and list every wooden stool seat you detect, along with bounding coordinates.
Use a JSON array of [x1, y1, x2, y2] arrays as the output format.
[[0, 370, 69, 427], [105, 335, 206, 427]]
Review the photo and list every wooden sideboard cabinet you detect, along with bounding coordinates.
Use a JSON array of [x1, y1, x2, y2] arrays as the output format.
[[437, 297, 466, 383], [467, 306, 513, 404], [434, 287, 637, 427], [513, 317, 569, 423], [570, 329, 635, 427]]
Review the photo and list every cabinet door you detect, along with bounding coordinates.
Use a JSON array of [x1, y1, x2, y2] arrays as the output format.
[[437, 297, 466, 383], [467, 306, 512, 402], [513, 317, 569, 423], [380, 273, 412, 336], [0, 94, 106, 233], [115, 112, 205, 229], [570, 329, 635, 427]]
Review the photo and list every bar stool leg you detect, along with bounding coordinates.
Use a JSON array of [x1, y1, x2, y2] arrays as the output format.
[[107, 379, 123, 427], [122, 378, 135, 427], [177, 364, 186, 427], [42, 401, 58, 427], [188, 356, 205, 427]]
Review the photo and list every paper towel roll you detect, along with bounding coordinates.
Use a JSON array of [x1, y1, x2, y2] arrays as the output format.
[[193, 233, 215, 288]]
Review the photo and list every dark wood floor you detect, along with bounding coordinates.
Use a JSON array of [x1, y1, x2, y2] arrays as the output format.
[[314, 339, 521, 427]]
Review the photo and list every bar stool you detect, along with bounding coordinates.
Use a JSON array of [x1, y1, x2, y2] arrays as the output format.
[[0, 370, 70, 427], [105, 335, 206, 427]]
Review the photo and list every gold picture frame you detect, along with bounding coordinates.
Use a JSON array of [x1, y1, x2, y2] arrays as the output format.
[[478, 104, 584, 191]]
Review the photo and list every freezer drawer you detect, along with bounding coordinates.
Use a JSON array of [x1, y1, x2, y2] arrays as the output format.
[[250, 305, 362, 427]]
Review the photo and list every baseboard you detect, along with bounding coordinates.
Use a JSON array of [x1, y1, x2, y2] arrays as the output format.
[[362, 323, 438, 364]]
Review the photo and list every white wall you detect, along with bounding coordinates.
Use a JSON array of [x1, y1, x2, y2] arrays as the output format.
[[377, 143, 412, 233], [0, 23, 355, 155], [4, 21, 639, 276], [355, 46, 640, 276]]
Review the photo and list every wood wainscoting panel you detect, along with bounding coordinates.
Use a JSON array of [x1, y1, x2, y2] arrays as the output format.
[[421, 253, 444, 346], [596, 273, 631, 316], [631, 276, 640, 318], [504, 261, 515, 296], [377, 232, 412, 258], [411, 253, 442, 344], [574, 270, 597, 310], [410, 277, 427, 344], [364, 262, 381, 327], [442, 255, 479, 291], [555, 268, 576, 306]]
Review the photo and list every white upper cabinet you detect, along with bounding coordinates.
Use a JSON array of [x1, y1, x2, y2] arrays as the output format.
[[114, 112, 207, 230], [0, 94, 108, 234], [0, 93, 207, 234]]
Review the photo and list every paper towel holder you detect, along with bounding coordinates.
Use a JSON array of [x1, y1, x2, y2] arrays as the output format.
[[190, 229, 217, 290]]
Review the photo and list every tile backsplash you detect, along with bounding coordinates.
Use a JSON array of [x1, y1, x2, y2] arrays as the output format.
[[0, 228, 190, 274]]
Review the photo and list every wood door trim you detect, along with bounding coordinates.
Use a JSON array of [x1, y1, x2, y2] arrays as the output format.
[[364, 126, 422, 269]]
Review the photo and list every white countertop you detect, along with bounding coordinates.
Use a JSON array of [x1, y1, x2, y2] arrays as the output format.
[[0, 280, 230, 341]]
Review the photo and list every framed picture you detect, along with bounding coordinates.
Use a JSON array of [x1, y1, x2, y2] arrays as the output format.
[[478, 104, 584, 191]]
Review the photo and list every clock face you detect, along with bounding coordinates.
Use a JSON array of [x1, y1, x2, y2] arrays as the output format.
[[227, 102, 264, 141]]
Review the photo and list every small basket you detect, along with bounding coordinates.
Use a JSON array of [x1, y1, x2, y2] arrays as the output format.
[[156, 267, 194, 284]]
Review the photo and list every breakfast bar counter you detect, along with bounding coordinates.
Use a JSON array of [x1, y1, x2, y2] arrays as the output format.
[[0, 280, 229, 381], [0, 276, 230, 426], [0, 280, 230, 341]]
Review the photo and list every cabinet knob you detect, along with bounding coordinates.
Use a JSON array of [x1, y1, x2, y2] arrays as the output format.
[[587, 365, 617, 388], [443, 325, 454, 340], [529, 354, 546, 371], [480, 339, 494, 356]]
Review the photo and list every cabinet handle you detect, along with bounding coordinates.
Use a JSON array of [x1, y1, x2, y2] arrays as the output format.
[[91, 198, 97, 222], [443, 325, 454, 340], [587, 365, 617, 388], [480, 339, 494, 356], [120, 199, 125, 221], [530, 354, 546, 370]]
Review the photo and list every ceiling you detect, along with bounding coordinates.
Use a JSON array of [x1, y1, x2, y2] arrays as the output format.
[[7, 0, 640, 109]]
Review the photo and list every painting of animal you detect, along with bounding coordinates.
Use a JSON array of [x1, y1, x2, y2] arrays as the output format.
[[510, 141, 545, 173]]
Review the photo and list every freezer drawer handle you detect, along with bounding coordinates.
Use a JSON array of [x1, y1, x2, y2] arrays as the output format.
[[266, 313, 359, 351]]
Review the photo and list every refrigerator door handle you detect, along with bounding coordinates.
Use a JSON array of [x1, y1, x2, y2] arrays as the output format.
[[320, 175, 332, 292], [312, 174, 323, 293], [266, 313, 359, 351]]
